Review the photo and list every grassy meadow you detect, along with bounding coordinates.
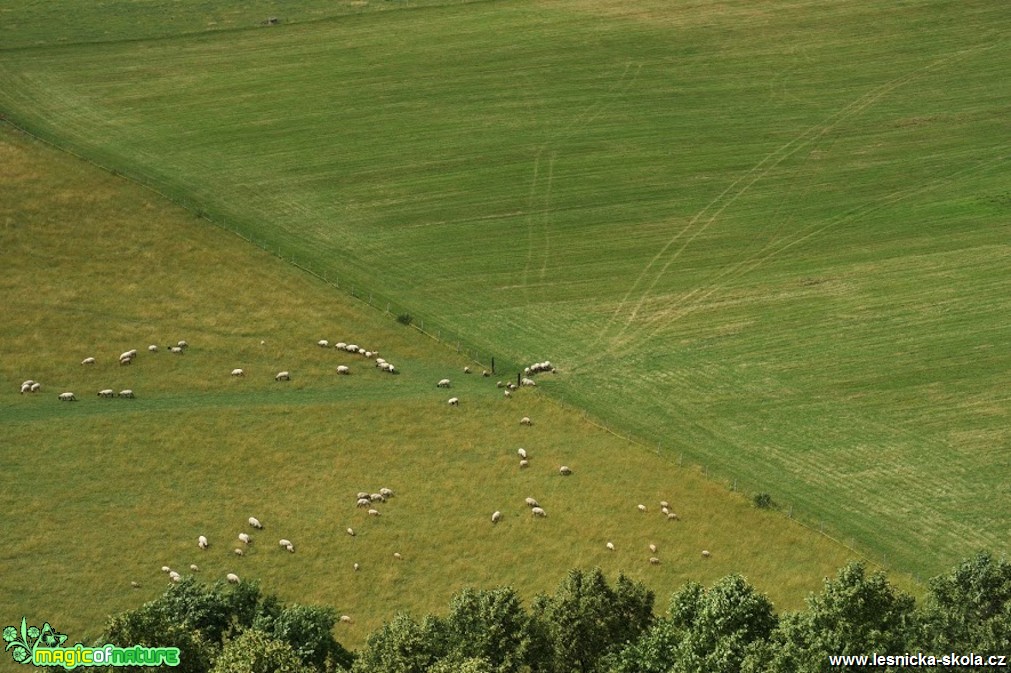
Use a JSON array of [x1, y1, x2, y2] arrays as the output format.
[[0, 0, 1008, 581], [0, 126, 863, 652]]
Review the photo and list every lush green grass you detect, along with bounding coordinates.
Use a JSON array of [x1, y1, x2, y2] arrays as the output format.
[[0, 126, 864, 654], [1, 0, 1007, 579]]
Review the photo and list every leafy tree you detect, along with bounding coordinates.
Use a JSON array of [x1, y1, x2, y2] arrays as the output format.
[[253, 604, 352, 671], [351, 613, 445, 673], [922, 551, 1011, 655], [443, 587, 533, 673], [210, 629, 314, 673]]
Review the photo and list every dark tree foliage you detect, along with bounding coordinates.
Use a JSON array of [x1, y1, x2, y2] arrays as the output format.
[[253, 604, 353, 671], [351, 613, 445, 673], [922, 551, 1011, 656], [443, 587, 534, 673]]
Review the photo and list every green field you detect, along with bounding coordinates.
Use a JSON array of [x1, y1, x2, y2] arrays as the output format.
[[1, 0, 1008, 583], [0, 126, 862, 653]]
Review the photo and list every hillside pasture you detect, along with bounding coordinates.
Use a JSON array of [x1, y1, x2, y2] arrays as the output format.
[[0, 0, 1007, 579], [0, 127, 863, 650]]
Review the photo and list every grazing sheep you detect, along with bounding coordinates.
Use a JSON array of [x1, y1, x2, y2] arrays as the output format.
[[559, 466, 572, 476], [198, 535, 209, 550], [531, 507, 546, 517], [520, 417, 532, 426], [285, 543, 295, 553], [504, 390, 512, 398], [81, 357, 96, 365], [58, 392, 77, 402], [660, 501, 670, 509], [278, 539, 292, 548], [227, 573, 240, 584], [519, 459, 529, 469], [463, 366, 471, 374], [119, 389, 134, 399], [346, 528, 355, 537], [29, 382, 40, 393], [521, 378, 536, 387], [275, 371, 290, 381], [335, 342, 347, 350], [379, 487, 394, 498], [190, 564, 199, 572], [356, 491, 369, 500], [22, 380, 35, 388], [131, 581, 141, 588], [368, 509, 381, 517], [20, 382, 32, 394], [148, 345, 158, 352], [482, 370, 490, 377], [525, 497, 539, 508], [393, 552, 403, 560], [637, 504, 647, 513], [370, 493, 386, 502], [238, 533, 251, 545], [448, 397, 459, 406], [507, 383, 518, 391], [177, 341, 188, 349], [356, 498, 371, 508], [119, 356, 133, 365], [491, 511, 501, 524], [169, 346, 183, 354], [123, 349, 139, 359], [365, 351, 374, 358], [336, 365, 350, 375], [231, 368, 245, 377], [169, 572, 181, 583], [346, 344, 359, 353], [318, 339, 329, 348], [353, 563, 360, 571], [606, 542, 615, 551], [649, 544, 657, 553], [667, 512, 679, 521], [437, 378, 451, 388], [517, 448, 528, 459], [98, 389, 115, 398], [649, 557, 661, 565], [701, 550, 711, 558], [496, 381, 505, 388], [248, 517, 263, 529], [234, 548, 244, 556], [161, 566, 171, 574], [339, 615, 352, 624]]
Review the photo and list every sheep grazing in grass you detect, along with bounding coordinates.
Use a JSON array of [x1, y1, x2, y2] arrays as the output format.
[[29, 382, 40, 393], [379, 487, 394, 498], [346, 528, 355, 537], [98, 389, 115, 398], [520, 416, 532, 426], [318, 339, 329, 348], [701, 550, 711, 558], [20, 382, 33, 394], [119, 390, 134, 399], [119, 356, 133, 365], [559, 466, 572, 476], [231, 368, 245, 377], [336, 365, 350, 375], [278, 538, 292, 548], [649, 544, 657, 553], [649, 557, 661, 565], [58, 392, 77, 402], [504, 390, 512, 398], [345, 344, 359, 353], [667, 512, 679, 521], [161, 566, 171, 574], [335, 342, 347, 350], [524, 497, 539, 508], [356, 498, 371, 508], [148, 345, 158, 352], [131, 581, 141, 588], [339, 615, 352, 624], [437, 378, 451, 388], [275, 371, 290, 381], [177, 341, 188, 350], [660, 500, 670, 509], [517, 448, 528, 459], [198, 535, 209, 550], [234, 548, 244, 556], [606, 542, 615, 551], [531, 507, 546, 517], [238, 533, 251, 545], [448, 397, 459, 406], [393, 552, 403, 560], [637, 504, 647, 513], [496, 381, 505, 388], [463, 366, 471, 374], [248, 517, 263, 529], [356, 492, 369, 500], [169, 571, 181, 583], [521, 378, 536, 387], [368, 509, 381, 517], [491, 511, 501, 524], [169, 346, 183, 354], [190, 564, 199, 572], [519, 459, 529, 469], [285, 544, 295, 553], [482, 370, 490, 377], [227, 573, 240, 584], [507, 383, 518, 391], [370, 493, 386, 502], [353, 563, 360, 571], [661, 506, 670, 516], [81, 357, 96, 365]]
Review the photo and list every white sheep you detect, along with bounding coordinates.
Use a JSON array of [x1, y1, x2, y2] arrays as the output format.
[[531, 507, 546, 517], [98, 389, 115, 398], [525, 497, 539, 508], [275, 371, 291, 381], [238, 533, 251, 545], [169, 571, 181, 583], [177, 341, 188, 349], [353, 563, 360, 571], [559, 466, 572, 476], [336, 365, 350, 375], [285, 543, 295, 553], [248, 517, 263, 529], [58, 392, 77, 402], [318, 339, 329, 348], [701, 550, 711, 558], [504, 390, 512, 398], [448, 397, 459, 406], [521, 378, 536, 387], [346, 344, 359, 353], [20, 382, 32, 394], [649, 543, 657, 553], [661, 507, 670, 515], [125, 349, 139, 358], [29, 382, 40, 393], [393, 552, 403, 560], [335, 342, 347, 350], [22, 380, 35, 388], [368, 509, 381, 517], [81, 357, 96, 365], [356, 498, 371, 508], [437, 378, 451, 388], [346, 528, 355, 537], [370, 493, 386, 502], [190, 564, 199, 572], [482, 370, 490, 377], [379, 487, 394, 498], [231, 368, 245, 377], [119, 355, 133, 365], [119, 390, 134, 399], [234, 548, 244, 556], [375, 358, 387, 367], [519, 459, 529, 469], [517, 448, 527, 459], [649, 557, 661, 565], [198, 535, 209, 550], [169, 346, 183, 354], [606, 542, 615, 551], [227, 573, 240, 584], [667, 512, 679, 521], [660, 500, 670, 509], [463, 366, 471, 374], [520, 417, 532, 426], [491, 511, 501, 524], [278, 538, 291, 548], [637, 504, 647, 513], [339, 615, 352, 624], [496, 381, 505, 388], [161, 566, 171, 574], [148, 345, 159, 352]]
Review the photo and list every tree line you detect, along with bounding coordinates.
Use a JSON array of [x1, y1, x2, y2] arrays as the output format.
[[88, 551, 1010, 673]]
